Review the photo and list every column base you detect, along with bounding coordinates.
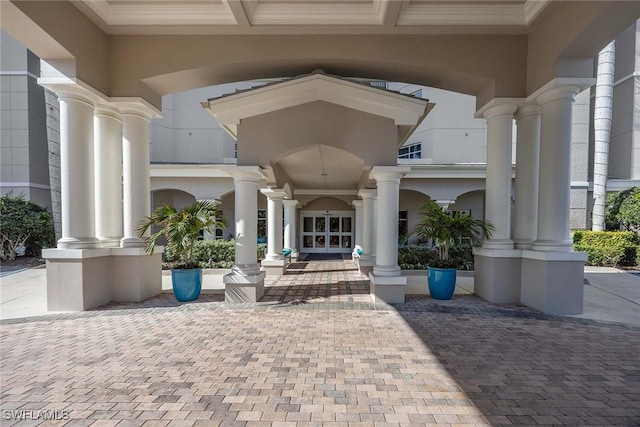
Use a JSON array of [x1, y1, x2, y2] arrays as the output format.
[[98, 237, 122, 248], [121, 237, 146, 248], [369, 273, 406, 304], [261, 258, 287, 276], [481, 239, 515, 250], [473, 248, 522, 303], [521, 250, 587, 315], [43, 248, 112, 311], [514, 239, 534, 250], [224, 271, 266, 303], [111, 247, 163, 302], [531, 239, 573, 252], [358, 257, 375, 275], [57, 237, 101, 249]]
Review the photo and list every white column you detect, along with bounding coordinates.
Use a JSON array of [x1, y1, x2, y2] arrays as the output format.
[[371, 167, 408, 277], [231, 169, 264, 275], [513, 105, 541, 249], [261, 189, 286, 261], [119, 104, 157, 247], [481, 102, 519, 250], [283, 200, 299, 255], [357, 189, 377, 266], [533, 86, 582, 251], [352, 200, 363, 248], [47, 85, 99, 249], [94, 105, 123, 247]]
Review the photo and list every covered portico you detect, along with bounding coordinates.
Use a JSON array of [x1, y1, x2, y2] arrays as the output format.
[[3, 0, 639, 314], [202, 71, 433, 303]]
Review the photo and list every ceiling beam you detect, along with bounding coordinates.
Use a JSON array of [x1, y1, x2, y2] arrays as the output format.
[[223, 0, 251, 28], [378, 0, 407, 29]]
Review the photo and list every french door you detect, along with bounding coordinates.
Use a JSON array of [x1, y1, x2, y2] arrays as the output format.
[[300, 210, 354, 253]]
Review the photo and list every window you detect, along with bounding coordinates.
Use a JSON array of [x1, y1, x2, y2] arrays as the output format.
[[398, 210, 408, 238], [398, 143, 421, 159]]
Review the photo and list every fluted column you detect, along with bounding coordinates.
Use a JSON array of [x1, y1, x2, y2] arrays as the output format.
[[371, 167, 408, 277], [43, 84, 99, 249], [119, 103, 158, 247], [283, 200, 299, 256], [357, 189, 377, 266], [481, 102, 519, 249], [533, 86, 582, 251], [513, 105, 541, 249], [352, 200, 363, 248], [261, 189, 286, 261], [94, 104, 123, 247]]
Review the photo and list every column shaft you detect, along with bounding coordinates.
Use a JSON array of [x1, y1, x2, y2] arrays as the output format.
[[372, 174, 403, 277], [234, 177, 261, 275], [352, 200, 363, 248], [358, 190, 377, 265], [264, 192, 284, 261], [513, 105, 541, 249], [121, 112, 151, 247], [482, 103, 518, 249], [283, 200, 298, 254], [57, 91, 99, 248], [534, 88, 580, 251], [94, 106, 123, 247]]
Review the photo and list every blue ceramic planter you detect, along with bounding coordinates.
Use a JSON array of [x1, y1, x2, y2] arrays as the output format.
[[171, 268, 202, 302], [427, 267, 457, 300]]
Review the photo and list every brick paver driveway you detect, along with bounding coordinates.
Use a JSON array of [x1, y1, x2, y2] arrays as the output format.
[[1, 259, 639, 426]]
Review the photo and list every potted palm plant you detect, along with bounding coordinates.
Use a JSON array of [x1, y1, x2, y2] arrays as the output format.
[[415, 201, 493, 300], [136, 200, 228, 302]]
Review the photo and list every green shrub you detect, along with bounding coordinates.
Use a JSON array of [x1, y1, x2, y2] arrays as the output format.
[[573, 230, 639, 267], [162, 239, 268, 269], [398, 245, 435, 270], [0, 193, 55, 259]]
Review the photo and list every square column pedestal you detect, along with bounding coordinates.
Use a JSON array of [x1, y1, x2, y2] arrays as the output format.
[[369, 273, 407, 304], [261, 259, 287, 276], [43, 247, 162, 311], [521, 250, 587, 315], [224, 271, 266, 303], [474, 248, 522, 304]]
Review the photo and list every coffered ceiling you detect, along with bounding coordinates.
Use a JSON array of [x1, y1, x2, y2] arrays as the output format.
[[72, 0, 551, 34]]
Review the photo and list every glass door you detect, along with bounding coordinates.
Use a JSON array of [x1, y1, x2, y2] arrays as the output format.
[[300, 211, 353, 253]]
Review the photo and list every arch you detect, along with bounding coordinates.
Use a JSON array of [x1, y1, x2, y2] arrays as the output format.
[[299, 196, 354, 210], [151, 189, 196, 210]]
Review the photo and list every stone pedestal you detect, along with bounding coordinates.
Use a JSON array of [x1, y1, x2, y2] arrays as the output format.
[[473, 248, 522, 303], [44, 248, 112, 311], [260, 259, 287, 276], [521, 250, 587, 315], [43, 247, 164, 311], [224, 271, 266, 303], [111, 247, 163, 302], [369, 273, 407, 304]]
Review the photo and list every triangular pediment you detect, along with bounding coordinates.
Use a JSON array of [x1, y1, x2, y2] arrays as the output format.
[[202, 72, 432, 139]]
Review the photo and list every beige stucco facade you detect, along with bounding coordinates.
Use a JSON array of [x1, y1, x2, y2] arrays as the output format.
[[2, 1, 640, 314]]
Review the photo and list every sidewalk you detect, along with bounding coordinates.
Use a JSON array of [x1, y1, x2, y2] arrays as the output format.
[[1, 265, 639, 325]]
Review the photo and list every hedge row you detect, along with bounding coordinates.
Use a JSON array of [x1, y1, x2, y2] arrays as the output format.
[[163, 240, 266, 269], [398, 244, 474, 270], [573, 230, 640, 267]]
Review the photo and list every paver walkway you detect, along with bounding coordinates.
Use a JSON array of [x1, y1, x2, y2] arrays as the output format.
[[1, 260, 640, 426]]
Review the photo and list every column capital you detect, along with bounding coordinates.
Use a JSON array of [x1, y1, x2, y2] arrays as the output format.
[[527, 77, 595, 106], [94, 104, 122, 122], [514, 104, 541, 121], [358, 189, 377, 199], [369, 166, 410, 183], [475, 98, 521, 119], [283, 199, 299, 208], [223, 166, 267, 183], [260, 188, 287, 200], [115, 98, 162, 121], [352, 200, 363, 208], [38, 80, 99, 107]]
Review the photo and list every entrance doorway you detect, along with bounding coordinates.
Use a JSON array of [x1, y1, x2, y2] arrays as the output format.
[[300, 210, 354, 254]]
